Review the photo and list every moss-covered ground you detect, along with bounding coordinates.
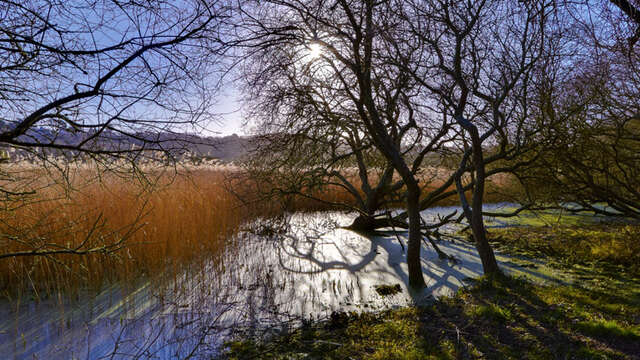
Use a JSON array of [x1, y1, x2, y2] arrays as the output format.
[[223, 224, 640, 359]]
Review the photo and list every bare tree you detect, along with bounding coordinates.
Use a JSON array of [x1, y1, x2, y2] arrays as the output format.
[[235, 0, 555, 284], [235, 11, 422, 231], [401, 0, 552, 274], [0, 0, 231, 259], [516, 0, 640, 219], [236, 0, 462, 287]]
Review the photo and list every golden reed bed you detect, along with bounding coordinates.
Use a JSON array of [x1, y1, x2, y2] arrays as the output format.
[[0, 167, 520, 301]]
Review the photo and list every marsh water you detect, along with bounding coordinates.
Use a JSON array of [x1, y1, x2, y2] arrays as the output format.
[[0, 203, 613, 359]]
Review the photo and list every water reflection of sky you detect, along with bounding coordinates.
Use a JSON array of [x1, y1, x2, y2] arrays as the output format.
[[1, 204, 581, 359]]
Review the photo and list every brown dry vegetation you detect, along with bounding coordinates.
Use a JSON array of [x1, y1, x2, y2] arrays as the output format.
[[0, 167, 352, 300], [0, 167, 521, 300], [254, 167, 521, 211]]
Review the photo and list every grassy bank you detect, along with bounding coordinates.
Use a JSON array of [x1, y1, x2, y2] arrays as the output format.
[[224, 224, 640, 360], [490, 225, 640, 276]]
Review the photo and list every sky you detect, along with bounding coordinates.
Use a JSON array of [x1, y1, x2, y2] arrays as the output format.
[[210, 41, 325, 137], [4, 1, 251, 140], [210, 86, 246, 136]]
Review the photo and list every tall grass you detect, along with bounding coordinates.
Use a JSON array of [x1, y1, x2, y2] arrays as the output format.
[[1, 169, 240, 300], [0, 167, 520, 301], [0, 167, 364, 300]]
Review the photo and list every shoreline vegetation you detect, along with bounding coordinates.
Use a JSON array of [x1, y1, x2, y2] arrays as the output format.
[[0, 166, 520, 300], [224, 224, 640, 360], [1, 166, 639, 359]]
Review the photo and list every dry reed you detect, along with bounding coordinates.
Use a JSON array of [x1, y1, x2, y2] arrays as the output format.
[[0, 167, 520, 301]]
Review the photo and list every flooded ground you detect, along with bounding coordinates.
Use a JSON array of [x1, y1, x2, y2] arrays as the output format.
[[0, 204, 614, 359]]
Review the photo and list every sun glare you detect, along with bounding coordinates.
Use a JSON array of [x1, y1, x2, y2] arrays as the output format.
[[308, 42, 322, 59]]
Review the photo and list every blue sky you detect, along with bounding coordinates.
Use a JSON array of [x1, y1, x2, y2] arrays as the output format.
[[211, 86, 245, 136]]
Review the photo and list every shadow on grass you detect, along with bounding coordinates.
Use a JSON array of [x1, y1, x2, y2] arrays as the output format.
[[223, 275, 640, 360], [428, 275, 637, 359]]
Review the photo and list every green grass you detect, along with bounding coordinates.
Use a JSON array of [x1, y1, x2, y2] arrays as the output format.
[[489, 224, 640, 276], [486, 207, 609, 228], [575, 320, 640, 341], [224, 274, 640, 359], [223, 224, 640, 360], [222, 278, 640, 359], [224, 308, 453, 360], [465, 303, 513, 323]]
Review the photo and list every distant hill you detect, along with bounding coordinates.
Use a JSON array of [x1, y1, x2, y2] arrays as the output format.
[[0, 121, 253, 163]]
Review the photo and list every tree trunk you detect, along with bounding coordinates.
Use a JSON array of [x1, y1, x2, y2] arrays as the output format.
[[406, 183, 427, 288], [347, 183, 426, 288], [454, 115, 501, 276], [470, 208, 500, 275], [469, 130, 501, 276], [347, 213, 408, 232], [347, 214, 381, 231]]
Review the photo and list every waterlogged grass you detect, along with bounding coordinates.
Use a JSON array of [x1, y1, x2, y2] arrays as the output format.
[[0, 170, 250, 300], [224, 224, 640, 360], [483, 204, 632, 228], [374, 284, 402, 296], [224, 275, 640, 359], [0, 167, 523, 301], [225, 308, 451, 360], [490, 224, 640, 275]]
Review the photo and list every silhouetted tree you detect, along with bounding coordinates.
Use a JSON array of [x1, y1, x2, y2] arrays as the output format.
[[400, 0, 553, 275], [236, 0, 552, 283], [516, 0, 640, 219], [0, 0, 230, 259]]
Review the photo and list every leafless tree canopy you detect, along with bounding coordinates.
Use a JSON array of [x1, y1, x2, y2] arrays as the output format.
[[514, 0, 640, 218], [0, 0, 231, 261], [231, 0, 557, 282], [0, 0, 230, 172]]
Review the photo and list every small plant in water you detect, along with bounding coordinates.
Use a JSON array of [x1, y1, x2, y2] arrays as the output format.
[[375, 284, 402, 296]]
